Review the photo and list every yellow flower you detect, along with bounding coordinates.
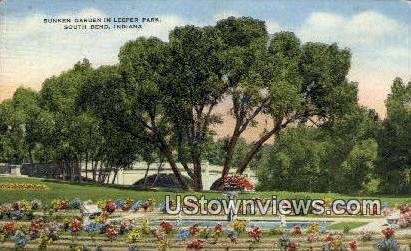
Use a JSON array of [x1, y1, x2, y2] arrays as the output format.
[[306, 223, 320, 234], [230, 219, 248, 234], [141, 218, 150, 234], [127, 229, 142, 243], [97, 200, 106, 210]]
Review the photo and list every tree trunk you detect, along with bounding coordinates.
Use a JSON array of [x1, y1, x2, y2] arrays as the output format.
[[70, 161, 75, 182], [236, 120, 287, 175], [76, 156, 82, 183], [28, 148, 34, 164], [143, 162, 151, 188], [192, 156, 203, 191], [111, 168, 119, 184], [97, 162, 104, 183], [61, 160, 66, 181], [105, 165, 114, 184], [217, 121, 242, 190], [160, 143, 189, 190], [149, 113, 190, 190], [221, 129, 241, 178], [85, 151, 89, 182], [92, 160, 97, 182]]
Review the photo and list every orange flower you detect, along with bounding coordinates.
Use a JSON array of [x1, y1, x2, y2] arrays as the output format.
[[106, 225, 118, 240], [189, 224, 200, 235], [69, 217, 82, 233]]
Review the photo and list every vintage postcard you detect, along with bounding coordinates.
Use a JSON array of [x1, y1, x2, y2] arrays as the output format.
[[0, 0, 410, 250]]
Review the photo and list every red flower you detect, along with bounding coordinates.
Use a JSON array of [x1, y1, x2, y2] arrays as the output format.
[[186, 239, 205, 250], [189, 224, 200, 235], [160, 220, 173, 233], [11, 202, 20, 211], [399, 204, 410, 214], [324, 234, 334, 242], [214, 223, 223, 234], [59, 200, 69, 210], [106, 225, 118, 240], [69, 217, 82, 233], [2, 222, 15, 236], [382, 227, 394, 239], [222, 175, 254, 190], [287, 242, 297, 250], [348, 240, 357, 250], [105, 200, 116, 214], [247, 226, 262, 241], [292, 226, 302, 235], [30, 218, 44, 235]]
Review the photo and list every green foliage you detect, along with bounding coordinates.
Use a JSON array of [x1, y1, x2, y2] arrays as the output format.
[[376, 78, 411, 194], [205, 137, 250, 167], [0, 88, 43, 163], [257, 107, 381, 193]]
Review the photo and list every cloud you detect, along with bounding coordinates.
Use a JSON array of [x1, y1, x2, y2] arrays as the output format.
[[294, 10, 410, 116], [0, 8, 189, 86], [297, 11, 405, 47], [265, 20, 282, 34], [381, 46, 410, 59]]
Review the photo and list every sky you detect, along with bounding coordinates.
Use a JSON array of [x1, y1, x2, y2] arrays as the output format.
[[1, 0, 410, 120]]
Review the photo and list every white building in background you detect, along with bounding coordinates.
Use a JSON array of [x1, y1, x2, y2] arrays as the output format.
[[82, 161, 257, 191]]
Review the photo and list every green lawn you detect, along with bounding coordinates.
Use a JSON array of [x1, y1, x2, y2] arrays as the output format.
[[0, 176, 409, 207], [327, 221, 369, 231]]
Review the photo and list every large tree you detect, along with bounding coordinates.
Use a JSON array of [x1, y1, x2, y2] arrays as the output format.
[[77, 65, 159, 184], [214, 17, 358, 184]]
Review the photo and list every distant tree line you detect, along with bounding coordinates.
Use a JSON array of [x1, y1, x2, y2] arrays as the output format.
[[0, 17, 409, 193]]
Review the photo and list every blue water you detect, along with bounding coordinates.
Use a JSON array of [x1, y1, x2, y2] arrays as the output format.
[[151, 219, 333, 230]]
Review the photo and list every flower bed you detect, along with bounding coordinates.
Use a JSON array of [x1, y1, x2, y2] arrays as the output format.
[[0, 199, 410, 250], [222, 175, 254, 191], [0, 183, 49, 191]]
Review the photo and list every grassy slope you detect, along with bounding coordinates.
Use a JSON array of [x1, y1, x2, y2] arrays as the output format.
[[327, 221, 369, 230], [0, 177, 410, 207]]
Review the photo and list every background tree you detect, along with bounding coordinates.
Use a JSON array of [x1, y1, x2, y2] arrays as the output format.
[[257, 107, 380, 193], [39, 59, 93, 181], [376, 77, 411, 194], [0, 88, 42, 163], [77, 62, 185, 187]]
